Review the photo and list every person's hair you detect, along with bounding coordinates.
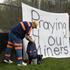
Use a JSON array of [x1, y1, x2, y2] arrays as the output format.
[[32, 20, 39, 28]]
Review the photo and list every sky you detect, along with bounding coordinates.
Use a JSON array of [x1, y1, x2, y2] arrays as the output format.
[[0, 0, 5, 3]]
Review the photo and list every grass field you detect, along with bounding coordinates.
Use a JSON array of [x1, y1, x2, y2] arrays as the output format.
[[0, 58, 70, 70]]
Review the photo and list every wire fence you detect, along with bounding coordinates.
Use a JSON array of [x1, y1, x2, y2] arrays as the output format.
[[0, 2, 70, 59], [0, 2, 70, 32], [0, 3, 22, 32]]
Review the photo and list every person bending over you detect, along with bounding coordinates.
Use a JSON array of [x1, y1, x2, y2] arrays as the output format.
[[4, 20, 38, 66]]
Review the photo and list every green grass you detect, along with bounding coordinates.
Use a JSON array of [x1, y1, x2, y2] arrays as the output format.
[[0, 58, 70, 70]]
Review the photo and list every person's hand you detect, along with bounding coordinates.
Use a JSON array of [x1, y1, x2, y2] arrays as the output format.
[[25, 34, 35, 43]]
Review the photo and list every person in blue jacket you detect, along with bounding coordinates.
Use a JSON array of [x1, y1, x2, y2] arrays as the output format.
[[4, 20, 38, 66]]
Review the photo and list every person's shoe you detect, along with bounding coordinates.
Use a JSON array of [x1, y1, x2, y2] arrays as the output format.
[[17, 62, 27, 66], [4, 59, 13, 64], [22, 62, 27, 66]]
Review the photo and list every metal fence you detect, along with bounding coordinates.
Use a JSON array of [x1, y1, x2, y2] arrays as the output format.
[[0, 1, 70, 59], [0, 3, 22, 32], [0, 1, 70, 32]]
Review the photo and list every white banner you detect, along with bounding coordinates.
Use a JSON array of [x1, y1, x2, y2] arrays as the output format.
[[22, 3, 69, 58]]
